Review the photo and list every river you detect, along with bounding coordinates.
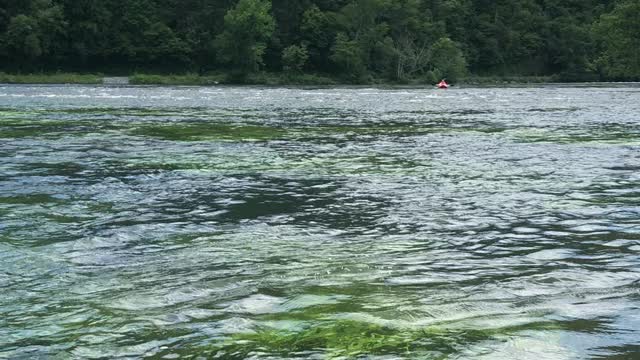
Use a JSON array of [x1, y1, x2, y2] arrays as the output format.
[[1, 84, 639, 359]]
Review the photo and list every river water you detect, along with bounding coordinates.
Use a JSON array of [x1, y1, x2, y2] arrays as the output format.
[[1, 84, 639, 359]]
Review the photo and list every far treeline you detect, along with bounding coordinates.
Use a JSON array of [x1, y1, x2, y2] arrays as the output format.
[[1, 0, 639, 83]]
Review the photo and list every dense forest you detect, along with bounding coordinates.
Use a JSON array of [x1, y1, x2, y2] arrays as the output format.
[[0, 0, 639, 82]]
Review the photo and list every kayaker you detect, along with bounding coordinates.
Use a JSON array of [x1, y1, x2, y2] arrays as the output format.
[[437, 79, 449, 89]]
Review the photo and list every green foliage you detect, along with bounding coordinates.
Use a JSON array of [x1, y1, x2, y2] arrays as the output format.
[[301, 5, 332, 50], [0, 72, 102, 84], [282, 44, 309, 72], [214, 0, 276, 74], [429, 37, 467, 82], [593, 0, 640, 80], [4, 15, 42, 61], [139, 22, 192, 67], [300, 5, 334, 71], [129, 73, 224, 85], [0, 0, 638, 81], [1, 0, 67, 69], [331, 33, 366, 80]]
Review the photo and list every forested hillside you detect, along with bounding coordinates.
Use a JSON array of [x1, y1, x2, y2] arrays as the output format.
[[1, 0, 639, 82]]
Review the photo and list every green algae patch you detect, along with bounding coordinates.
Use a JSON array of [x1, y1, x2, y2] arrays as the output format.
[[54, 107, 201, 118], [206, 319, 569, 359], [114, 154, 430, 177], [0, 110, 35, 119], [231, 321, 422, 357], [509, 127, 640, 145], [0, 127, 44, 138], [1, 124, 79, 138], [520, 134, 640, 145], [307, 124, 437, 138], [303, 124, 507, 139], [0, 194, 63, 205], [1, 118, 129, 139], [131, 122, 496, 142], [132, 123, 290, 141], [44, 213, 95, 224]]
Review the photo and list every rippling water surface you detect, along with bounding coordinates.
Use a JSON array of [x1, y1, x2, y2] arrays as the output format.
[[1, 84, 640, 359]]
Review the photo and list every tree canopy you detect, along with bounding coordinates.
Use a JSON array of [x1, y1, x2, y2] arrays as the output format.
[[0, 0, 636, 81]]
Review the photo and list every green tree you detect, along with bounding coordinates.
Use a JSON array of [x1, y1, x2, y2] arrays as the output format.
[[593, 0, 640, 80], [330, 32, 366, 80], [545, 21, 593, 80], [4, 15, 42, 62], [59, 0, 111, 67], [429, 37, 467, 82], [282, 44, 309, 72], [2, 0, 66, 69], [215, 0, 276, 73], [392, 37, 430, 80], [140, 22, 192, 67], [332, 0, 395, 78], [31, 0, 67, 58], [0, 0, 633, 81], [300, 5, 334, 70]]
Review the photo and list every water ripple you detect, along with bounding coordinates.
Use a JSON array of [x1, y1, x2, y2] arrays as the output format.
[[1, 85, 640, 359]]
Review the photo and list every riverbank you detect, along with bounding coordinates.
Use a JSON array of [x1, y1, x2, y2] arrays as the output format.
[[0, 72, 584, 86], [0, 73, 103, 84], [0, 72, 340, 86]]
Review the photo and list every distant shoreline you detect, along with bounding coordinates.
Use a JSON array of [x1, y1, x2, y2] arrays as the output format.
[[1, 72, 636, 87]]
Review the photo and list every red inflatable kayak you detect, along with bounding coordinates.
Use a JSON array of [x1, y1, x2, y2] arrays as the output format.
[[437, 80, 449, 89]]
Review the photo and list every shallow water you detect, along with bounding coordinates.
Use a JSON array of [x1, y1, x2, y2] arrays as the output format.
[[1, 84, 640, 359]]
